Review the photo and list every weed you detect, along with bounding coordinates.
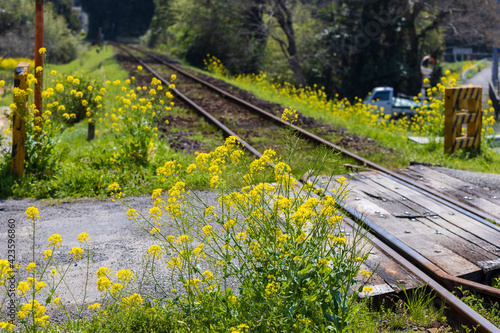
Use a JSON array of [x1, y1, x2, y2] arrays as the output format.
[[458, 287, 500, 328]]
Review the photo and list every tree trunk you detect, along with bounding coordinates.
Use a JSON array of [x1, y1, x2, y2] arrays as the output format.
[[273, 0, 307, 86], [405, 3, 423, 94]]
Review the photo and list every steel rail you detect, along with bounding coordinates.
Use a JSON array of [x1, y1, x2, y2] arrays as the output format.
[[343, 216, 500, 333], [114, 43, 263, 159], [115, 43, 500, 332], [129, 45, 500, 230]]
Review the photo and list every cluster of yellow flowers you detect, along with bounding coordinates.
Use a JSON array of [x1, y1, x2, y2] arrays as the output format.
[[205, 57, 496, 146], [0, 57, 34, 69], [0, 209, 99, 331], [203, 54, 227, 77], [18, 300, 49, 326], [281, 106, 298, 123]]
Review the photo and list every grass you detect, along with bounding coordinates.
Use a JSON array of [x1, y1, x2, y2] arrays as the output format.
[[31, 289, 452, 332], [457, 286, 500, 329], [441, 60, 491, 84], [192, 57, 500, 175], [0, 45, 231, 199], [48, 46, 129, 82], [2, 46, 500, 198]]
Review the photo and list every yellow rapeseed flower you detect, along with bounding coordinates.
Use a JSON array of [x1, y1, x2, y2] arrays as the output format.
[[88, 302, 101, 310], [147, 244, 163, 259], [69, 247, 83, 259], [360, 269, 370, 278], [25, 206, 40, 221], [202, 270, 214, 281], [151, 188, 162, 199], [43, 250, 52, 260], [202, 225, 213, 235], [0, 322, 15, 331], [48, 234, 62, 248], [26, 262, 36, 272], [78, 232, 91, 242], [117, 269, 134, 282], [127, 208, 138, 220], [120, 293, 143, 308]]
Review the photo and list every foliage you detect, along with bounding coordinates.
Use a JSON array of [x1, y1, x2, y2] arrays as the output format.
[[159, 0, 266, 74], [0, 47, 187, 199], [0, 0, 83, 63], [349, 290, 446, 332], [46, 0, 81, 32], [441, 60, 491, 84], [153, 0, 499, 100], [458, 287, 500, 328], [80, 0, 155, 41], [0, 65, 61, 182], [0, 132, 371, 332], [43, 71, 103, 125], [114, 133, 370, 331]]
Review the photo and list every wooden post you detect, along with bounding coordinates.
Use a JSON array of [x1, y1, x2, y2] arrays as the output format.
[[34, 0, 44, 135], [11, 63, 30, 177], [88, 121, 95, 141]]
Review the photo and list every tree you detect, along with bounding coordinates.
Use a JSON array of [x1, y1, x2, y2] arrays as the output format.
[[147, 0, 175, 48], [315, 0, 500, 100], [265, 0, 307, 86], [80, 0, 155, 41], [155, 0, 268, 73]]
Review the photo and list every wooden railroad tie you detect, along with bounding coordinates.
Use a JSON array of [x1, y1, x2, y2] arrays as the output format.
[[444, 86, 482, 154]]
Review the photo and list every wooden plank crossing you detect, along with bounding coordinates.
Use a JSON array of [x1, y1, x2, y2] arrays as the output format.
[[343, 219, 422, 297], [312, 169, 500, 283], [398, 165, 500, 218]]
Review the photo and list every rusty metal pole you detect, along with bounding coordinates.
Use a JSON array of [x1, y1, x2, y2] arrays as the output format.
[[11, 63, 30, 177], [34, 0, 44, 136]]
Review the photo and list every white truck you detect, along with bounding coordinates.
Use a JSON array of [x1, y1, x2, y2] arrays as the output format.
[[364, 87, 419, 118]]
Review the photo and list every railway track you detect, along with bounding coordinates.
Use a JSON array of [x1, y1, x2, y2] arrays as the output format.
[[114, 43, 500, 332]]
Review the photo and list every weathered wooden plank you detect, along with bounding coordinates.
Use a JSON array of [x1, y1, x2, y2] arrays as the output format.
[[343, 220, 422, 295], [399, 166, 500, 218], [346, 174, 500, 259], [348, 177, 500, 271], [361, 172, 500, 246], [310, 172, 500, 277], [320, 178, 481, 277]]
